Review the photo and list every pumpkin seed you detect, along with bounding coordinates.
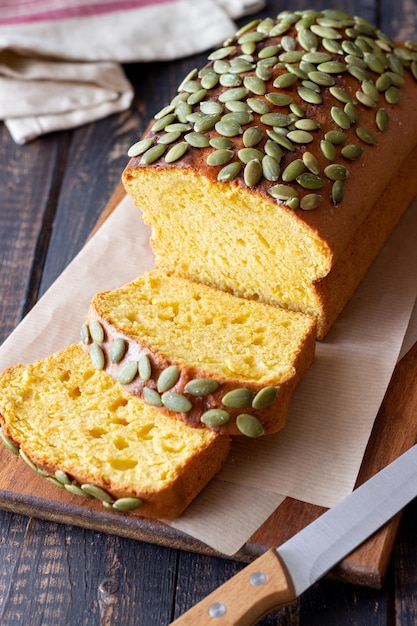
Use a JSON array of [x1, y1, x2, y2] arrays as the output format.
[[208, 46, 236, 61], [222, 387, 255, 408], [300, 193, 322, 210], [348, 65, 372, 83], [297, 86, 322, 104], [279, 50, 305, 63], [356, 90, 377, 107], [47, 477, 65, 489], [220, 73, 243, 88], [141, 144, 166, 165], [362, 79, 380, 101], [185, 378, 220, 396], [273, 72, 298, 88], [157, 365, 180, 392], [376, 108, 389, 131], [332, 179, 344, 204], [341, 144, 364, 160], [307, 70, 335, 86], [375, 73, 392, 91], [244, 159, 263, 187], [0, 429, 19, 455], [243, 126, 263, 147], [296, 173, 325, 189], [281, 35, 297, 51], [218, 87, 249, 103], [356, 126, 378, 144], [127, 137, 154, 158], [310, 24, 342, 39], [325, 130, 346, 145], [243, 76, 267, 95], [175, 100, 192, 122], [80, 323, 90, 345], [157, 131, 182, 145], [65, 483, 93, 499], [255, 64, 273, 81], [303, 52, 332, 65], [261, 112, 292, 127], [138, 354, 152, 381], [236, 414, 264, 437], [89, 343, 105, 370], [289, 102, 305, 117], [265, 93, 293, 107], [165, 142, 188, 163], [184, 132, 210, 148], [151, 114, 176, 132], [201, 409, 230, 427], [162, 391, 192, 413], [112, 497, 143, 512], [200, 70, 219, 89], [298, 28, 319, 51], [247, 97, 270, 114], [238, 148, 264, 164], [344, 102, 358, 124], [217, 161, 242, 181], [143, 387, 163, 407], [194, 114, 220, 132], [117, 361, 138, 385], [207, 149, 234, 166], [199, 101, 223, 115], [324, 164, 349, 181], [252, 386, 279, 409], [364, 51, 386, 73], [81, 484, 114, 502], [303, 151, 320, 174], [329, 86, 354, 104], [322, 37, 343, 54], [262, 155, 281, 181], [282, 159, 305, 182], [221, 110, 252, 125], [285, 63, 308, 79], [55, 469, 72, 485], [317, 61, 347, 73], [258, 43, 280, 58], [110, 338, 126, 364], [210, 137, 233, 149], [287, 130, 314, 144], [264, 140, 284, 160], [385, 85, 400, 104], [215, 120, 242, 137], [90, 320, 104, 343], [268, 184, 299, 201]]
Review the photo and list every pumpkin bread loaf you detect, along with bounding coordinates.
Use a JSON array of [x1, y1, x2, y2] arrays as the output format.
[[83, 270, 316, 437], [0, 344, 230, 519], [123, 9, 417, 338]]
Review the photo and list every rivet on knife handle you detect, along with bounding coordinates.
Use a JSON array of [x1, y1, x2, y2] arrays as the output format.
[[170, 549, 297, 626]]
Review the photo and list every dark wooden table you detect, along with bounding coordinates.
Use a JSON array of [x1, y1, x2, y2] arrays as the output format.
[[1, 1, 417, 624]]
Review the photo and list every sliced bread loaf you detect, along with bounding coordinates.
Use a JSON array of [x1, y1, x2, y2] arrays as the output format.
[[0, 344, 230, 519], [83, 270, 316, 436]]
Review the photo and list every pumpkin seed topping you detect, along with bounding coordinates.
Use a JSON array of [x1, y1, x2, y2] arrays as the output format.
[[236, 414, 264, 437], [185, 378, 220, 396], [138, 354, 152, 381], [201, 409, 230, 427], [112, 497, 143, 512], [143, 387, 163, 407], [252, 386, 279, 409], [117, 360, 138, 385], [222, 388, 255, 408], [162, 391, 192, 413], [110, 338, 126, 364], [129, 10, 413, 210], [0, 429, 19, 456], [157, 365, 180, 392], [89, 343, 105, 370]]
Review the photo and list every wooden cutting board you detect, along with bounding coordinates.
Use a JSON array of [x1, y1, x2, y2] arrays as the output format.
[[1, 184, 416, 589]]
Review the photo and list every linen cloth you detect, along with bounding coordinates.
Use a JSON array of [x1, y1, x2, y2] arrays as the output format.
[[0, 0, 265, 143]]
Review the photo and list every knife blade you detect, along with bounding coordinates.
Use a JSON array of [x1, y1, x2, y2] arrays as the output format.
[[170, 444, 417, 625]]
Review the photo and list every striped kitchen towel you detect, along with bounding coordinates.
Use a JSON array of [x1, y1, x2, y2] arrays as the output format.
[[0, 0, 265, 143]]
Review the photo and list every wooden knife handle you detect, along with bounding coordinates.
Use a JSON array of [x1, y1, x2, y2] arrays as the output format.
[[170, 549, 297, 626]]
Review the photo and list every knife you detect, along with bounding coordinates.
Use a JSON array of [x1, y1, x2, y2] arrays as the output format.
[[170, 444, 417, 625]]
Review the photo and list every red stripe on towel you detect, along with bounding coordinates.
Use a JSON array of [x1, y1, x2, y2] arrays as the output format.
[[0, 0, 177, 25]]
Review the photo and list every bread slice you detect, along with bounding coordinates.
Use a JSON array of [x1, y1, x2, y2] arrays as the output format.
[[0, 344, 230, 519], [84, 270, 316, 436], [122, 10, 417, 338]]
